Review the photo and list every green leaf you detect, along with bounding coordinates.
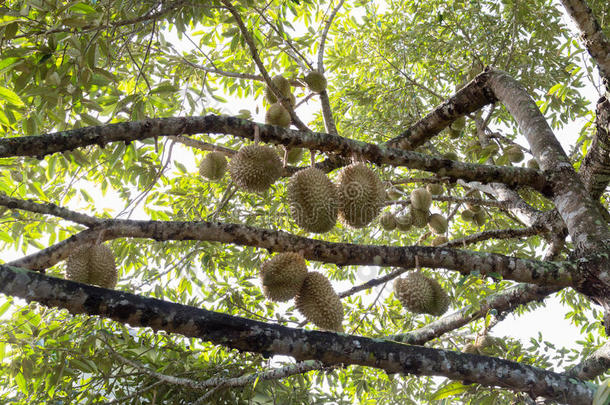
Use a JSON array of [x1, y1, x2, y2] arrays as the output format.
[[430, 381, 469, 400], [0, 86, 24, 107]]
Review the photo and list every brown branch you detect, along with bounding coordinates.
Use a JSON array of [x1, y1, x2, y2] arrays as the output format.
[[168, 135, 237, 156], [391, 283, 560, 345], [5, 217, 575, 287], [0, 265, 594, 405], [565, 341, 610, 380], [0, 116, 548, 192], [559, 0, 610, 89], [0, 194, 101, 227], [441, 227, 542, 249]]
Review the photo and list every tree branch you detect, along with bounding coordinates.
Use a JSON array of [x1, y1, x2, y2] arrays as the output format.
[[441, 227, 542, 249], [0, 116, 548, 192], [579, 96, 610, 200], [0, 194, 101, 227], [391, 283, 560, 345], [5, 217, 575, 287], [559, 0, 610, 89], [0, 265, 594, 405], [565, 341, 610, 380]]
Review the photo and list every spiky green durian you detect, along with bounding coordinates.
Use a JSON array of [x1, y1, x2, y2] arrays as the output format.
[[66, 244, 118, 289], [431, 235, 448, 246], [265, 103, 291, 128], [229, 145, 283, 192], [473, 209, 486, 226], [264, 74, 291, 103], [395, 214, 412, 231], [198, 151, 227, 181], [527, 159, 539, 169], [295, 272, 343, 331], [394, 272, 449, 316], [460, 209, 475, 222], [410, 188, 432, 211], [386, 189, 402, 200], [426, 183, 443, 195], [505, 145, 524, 163], [427, 213, 448, 235], [260, 252, 308, 302], [287, 167, 338, 233], [337, 163, 385, 228], [393, 272, 435, 314], [411, 209, 429, 228], [380, 212, 397, 231], [303, 71, 327, 93]]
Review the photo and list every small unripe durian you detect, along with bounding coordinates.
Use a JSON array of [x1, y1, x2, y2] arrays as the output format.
[[411, 209, 429, 228], [295, 272, 343, 331], [380, 212, 397, 231], [460, 209, 475, 222], [229, 145, 283, 192], [260, 253, 308, 302], [394, 272, 450, 316], [428, 213, 448, 234], [287, 167, 338, 233], [527, 159, 539, 169], [394, 272, 435, 314], [264, 74, 291, 103], [431, 235, 448, 246], [303, 71, 327, 93], [463, 343, 479, 354], [473, 209, 486, 226], [337, 163, 385, 228], [198, 151, 227, 181], [410, 188, 432, 211], [265, 103, 291, 128], [286, 147, 304, 164], [426, 183, 443, 195], [396, 214, 412, 231], [386, 189, 402, 200], [66, 244, 118, 289], [505, 145, 524, 163]]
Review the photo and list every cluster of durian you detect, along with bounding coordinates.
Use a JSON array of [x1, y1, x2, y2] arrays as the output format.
[[65, 243, 118, 289], [393, 271, 450, 316], [460, 192, 487, 227], [287, 162, 384, 233], [259, 252, 343, 331], [264, 75, 293, 128]]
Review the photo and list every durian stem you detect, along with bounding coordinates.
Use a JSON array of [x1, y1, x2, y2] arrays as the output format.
[[283, 146, 288, 168], [310, 150, 316, 167], [253, 125, 260, 144]]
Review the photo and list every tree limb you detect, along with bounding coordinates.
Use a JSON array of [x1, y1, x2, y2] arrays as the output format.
[[0, 116, 548, 192], [565, 341, 610, 380], [0, 265, 594, 405], [579, 96, 610, 201], [5, 218, 575, 287]]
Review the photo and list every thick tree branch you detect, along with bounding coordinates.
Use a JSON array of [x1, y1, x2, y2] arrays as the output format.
[[384, 71, 497, 150], [0, 116, 548, 192], [486, 68, 610, 254], [559, 0, 610, 89], [391, 283, 560, 345], [5, 217, 575, 287], [0, 265, 594, 405], [440, 227, 542, 248], [579, 97, 610, 200], [0, 194, 101, 227], [565, 341, 610, 380]]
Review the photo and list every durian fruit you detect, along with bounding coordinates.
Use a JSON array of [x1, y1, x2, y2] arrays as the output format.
[[260, 252, 308, 302], [295, 272, 343, 331], [287, 167, 338, 233], [473, 209, 486, 226], [393, 272, 435, 314], [337, 163, 385, 228], [527, 159, 539, 169], [386, 189, 402, 200], [448, 116, 465, 138], [66, 244, 118, 289], [264, 74, 291, 103], [229, 145, 283, 192], [411, 209, 429, 228], [431, 235, 448, 246], [505, 145, 524, 163], [198, 151, 227, 181], [427, 277, 450, 316], [460, 209, 475, 222], [427, 213, 448, 235], [303, 71, 327, 93], [265, 103, 291, 128], [380, 212, 397, 231], [286, 147, 304, 164], [394, 272, 450, 316], [426, 183, 443, 195], [410, 188, 432, 211], [395, 214, 412, 231], [463, 343, 479, 354]]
